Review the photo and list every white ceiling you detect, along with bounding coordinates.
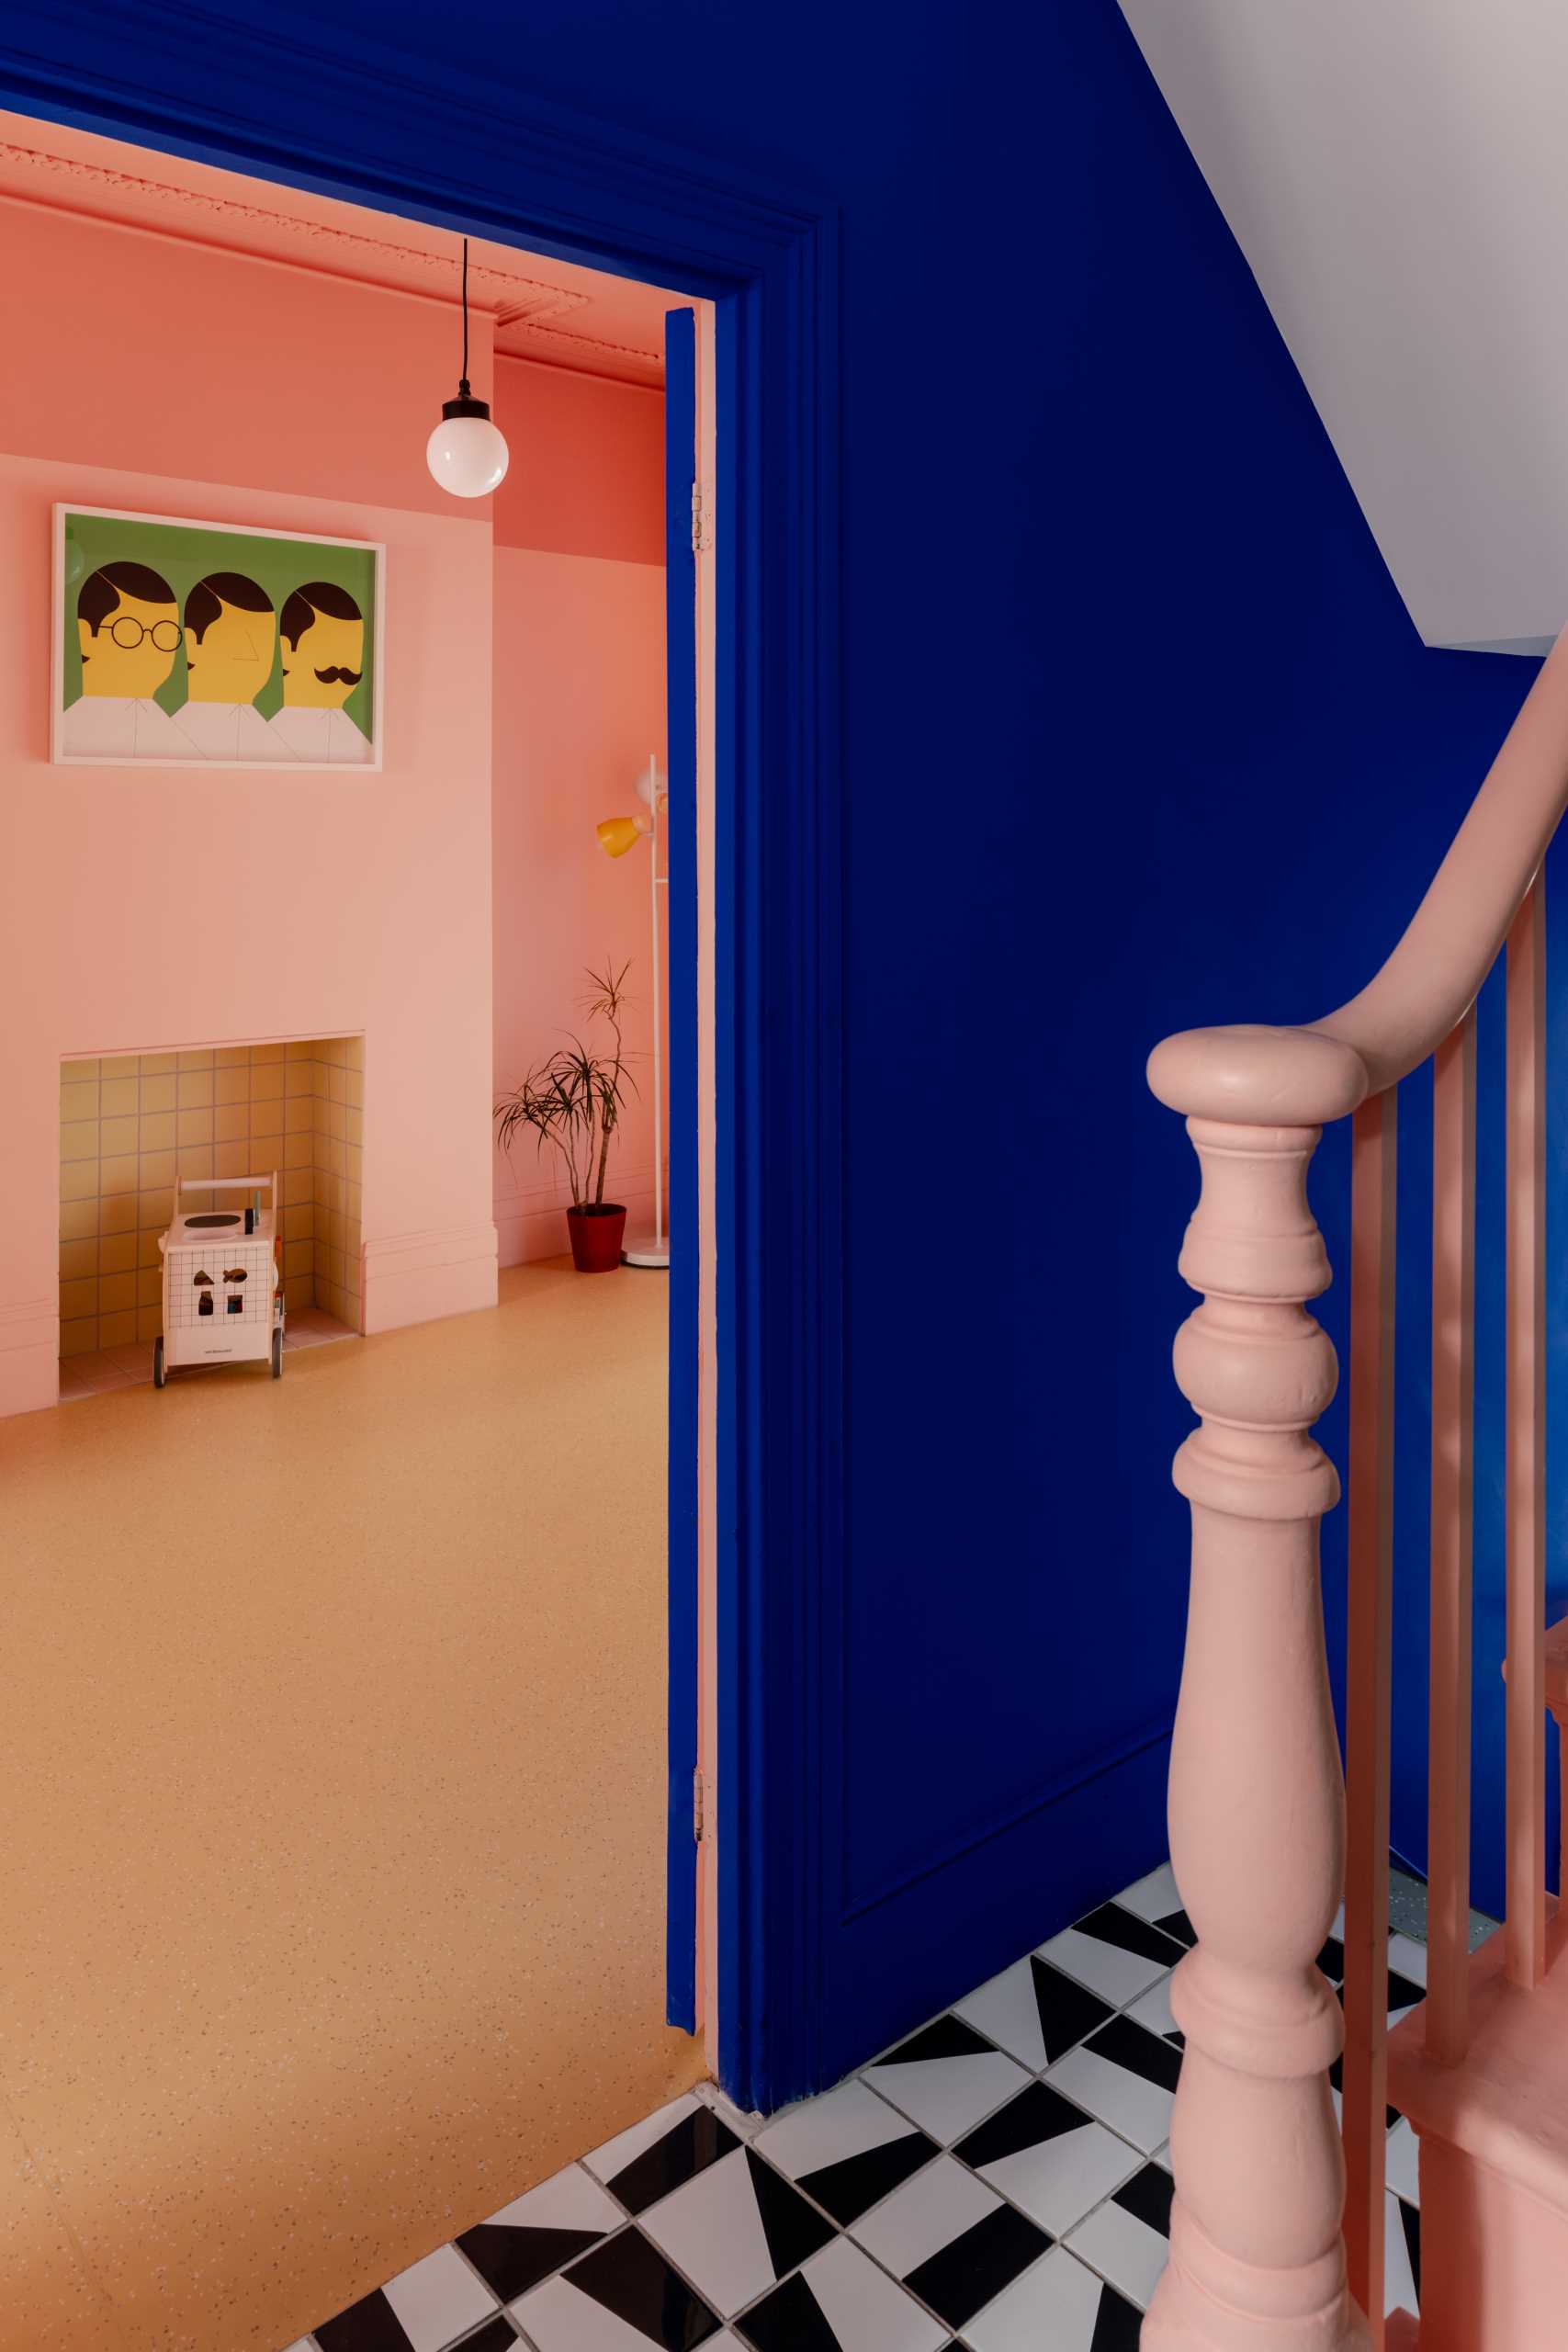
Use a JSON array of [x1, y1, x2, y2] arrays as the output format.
[[1118, 1, 1568, 653]]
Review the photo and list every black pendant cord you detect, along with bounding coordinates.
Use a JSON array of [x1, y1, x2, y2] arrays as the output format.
[[459, 235, 470, 399]]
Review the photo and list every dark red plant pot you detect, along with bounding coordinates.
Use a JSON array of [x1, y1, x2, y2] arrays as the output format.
[[567, 1204, 627, 1272]]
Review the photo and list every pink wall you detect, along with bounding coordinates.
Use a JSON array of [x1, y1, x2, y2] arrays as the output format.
[[0, 195, 502, 1417], [0, 185, 668, 1412], [491, 361, 667, 1266]]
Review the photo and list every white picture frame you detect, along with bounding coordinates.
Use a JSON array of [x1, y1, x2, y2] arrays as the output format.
[[51, 503, 387, 772]]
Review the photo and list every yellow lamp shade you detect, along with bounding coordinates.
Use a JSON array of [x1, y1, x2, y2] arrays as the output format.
[[597, 814, 647, 858]]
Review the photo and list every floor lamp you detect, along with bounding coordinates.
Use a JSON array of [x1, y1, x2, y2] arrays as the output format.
[[596, 755, 669, 1269]]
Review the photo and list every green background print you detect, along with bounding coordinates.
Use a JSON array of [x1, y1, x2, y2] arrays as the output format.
[[62, 509, 378, 740]]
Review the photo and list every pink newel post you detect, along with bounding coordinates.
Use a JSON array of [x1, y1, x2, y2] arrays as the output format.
[[1145, 1027, 1372, 2352]]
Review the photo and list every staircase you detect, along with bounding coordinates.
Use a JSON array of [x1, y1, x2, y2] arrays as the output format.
[[1144, 631, 1568, 2348]]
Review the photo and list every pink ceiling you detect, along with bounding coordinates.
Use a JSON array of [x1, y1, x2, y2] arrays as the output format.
[[0, 109, 675, 389]]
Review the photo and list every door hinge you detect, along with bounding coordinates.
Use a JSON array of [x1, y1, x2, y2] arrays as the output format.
[[691, 480, 711, 554], [694, 1767, 706, 1844]]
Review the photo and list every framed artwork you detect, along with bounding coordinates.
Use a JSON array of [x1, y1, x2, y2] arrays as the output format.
[[51, 504, 385, 770]]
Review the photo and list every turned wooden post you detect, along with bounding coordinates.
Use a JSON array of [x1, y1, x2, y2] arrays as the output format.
[[1145, 1026, 1371, 2352]]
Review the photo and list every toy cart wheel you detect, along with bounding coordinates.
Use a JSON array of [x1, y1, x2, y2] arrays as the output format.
[[152, 1337, 165, 1389], [271, 1328, 283, 1379]]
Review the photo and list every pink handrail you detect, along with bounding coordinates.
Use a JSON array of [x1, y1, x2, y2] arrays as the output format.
[[1145, 631, 1567, 2351]]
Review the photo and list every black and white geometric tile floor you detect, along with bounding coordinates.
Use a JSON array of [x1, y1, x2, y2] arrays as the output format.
[[284, 1863, 1422, 2352]]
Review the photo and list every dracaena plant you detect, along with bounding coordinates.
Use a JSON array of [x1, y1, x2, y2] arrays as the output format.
[[494, 960, 638, 1211]]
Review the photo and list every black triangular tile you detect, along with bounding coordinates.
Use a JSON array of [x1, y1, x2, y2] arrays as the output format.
[[876, 2014, 997, 2065], [460, 2324, 520, 2351], [1073, 1904, 1184, 1965], [1112, 2162, 1173, 2237], [1029, 1958, 1112, 2063], [1089, 2278, 1145, 2351], [904, 2200, 1049, 2328], [1085, 2015, 1183, 2092], [955, 2080, 1091, 2168], [457, 2219, 606, 2302], [737, 2270, 841, 2351], [745, 2147, 836, 2280], [1399, 2196, 1421, 2301], [1155, 1906, 1196, 1948], [313, 2290, 412, 2352], [566, 2229, 721, 2347], [608, 2109, 740, 2215], [795, 2124, 937, 2223]]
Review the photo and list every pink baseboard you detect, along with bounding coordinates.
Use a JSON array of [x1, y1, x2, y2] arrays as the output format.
[[494, 1164, 667, 1270], [361, 1224, 499, 1333], [0, 1296, 59, 1419]]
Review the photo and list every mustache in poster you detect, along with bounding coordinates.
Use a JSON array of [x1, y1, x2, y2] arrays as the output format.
[[314, 665, 364, 685]]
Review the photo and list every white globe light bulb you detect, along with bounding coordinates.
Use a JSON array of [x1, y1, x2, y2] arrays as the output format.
[[426, 395, 510, 499]]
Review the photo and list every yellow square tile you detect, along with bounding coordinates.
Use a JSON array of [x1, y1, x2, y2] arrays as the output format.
[[328, 1064, 350, 1103], [59, 1277, 97, 1320], [250, 1060, 285, 1101], [287, 1041, 316, 1069], [99, 1193, 138, 1237], [249, 1042, 285, 1066], [97, 1309, 137, 1350], [176, 1107, 213, 1148], [58, 1238, 98, 1282], [59, 1197, 97, 1240], [140, 1112, 176, 1155], [138, 1052, 176, 1077], [214, 1102, 248, 1143], [215, 1046, 251, 1069], [60, 1119, 99, 1162], [59, 1080, 98, 1123], [136, 1187, 174, 1229], [177, 1068, 214, 1109], [320, 1100, 344, 1140], [251, 1134, 284, 1172], [311, 1061, 332, 1098], [98, 1075, 139, 1119], [100, 1152, 140, 1196], [345, 1106, 364, 1147], [317, 1245, 343, 1289], [177, 1047, 215, 1072], [137, 1304, 164, 1342], [321, 1035, 348, 1067], [98, 1271, 136, 1315], [284, 1273, 314, 1313], [344, 1068, 365, 1108], [60, 1316, 98, 1357], [345, 1144, 363, 1185], [284, 1131, 313, 1170], [214, 1066, 250, 1105], [139, 1073, 176, 1114], [346, 1035, 365, 1071], [99, 1114, 139, 1158], [284, 1238, 312, 1279], [59, 1159, 99, 1203], [175, 1147, 212, 1181], [288, 1204, 315, 1241], [98, 1232, 137, 1276], [137, 1267, 162, 1307], [61, 1057, 101, 1082], [283, 1168, 312, 1206], [139, 1148, 176, 1189], [284, 1094, 313, 1134], [138, 1229, 163, 1268], [213, 1139, 251, 1179]]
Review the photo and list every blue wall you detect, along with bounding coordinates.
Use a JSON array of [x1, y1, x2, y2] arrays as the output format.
[[26, 0, 1547, 2062]]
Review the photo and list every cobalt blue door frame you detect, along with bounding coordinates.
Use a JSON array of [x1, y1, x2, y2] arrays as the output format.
[[4, 0, 844, 2114], [662, 305, 699, 2037]]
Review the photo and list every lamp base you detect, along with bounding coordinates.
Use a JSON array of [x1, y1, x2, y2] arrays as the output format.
[[622, 1236, 670, 1269]]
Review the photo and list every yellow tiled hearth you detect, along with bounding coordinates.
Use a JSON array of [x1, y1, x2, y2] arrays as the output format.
[[58, 1040, 363, 1364]]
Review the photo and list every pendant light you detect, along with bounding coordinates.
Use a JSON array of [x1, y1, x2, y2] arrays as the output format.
[[426, 237, 510, 498]]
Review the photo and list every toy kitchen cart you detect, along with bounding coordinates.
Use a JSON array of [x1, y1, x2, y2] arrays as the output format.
[[153, 1172, 284, 1387]]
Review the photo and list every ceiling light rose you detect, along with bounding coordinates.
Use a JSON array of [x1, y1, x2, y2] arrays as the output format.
[[426, 237, 510, 499]]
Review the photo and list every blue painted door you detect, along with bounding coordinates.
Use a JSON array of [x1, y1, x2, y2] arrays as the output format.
[[664, 305, 700, 2032]]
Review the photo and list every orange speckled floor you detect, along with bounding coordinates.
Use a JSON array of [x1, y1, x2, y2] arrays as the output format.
[[0, 1261, 702, 2352]]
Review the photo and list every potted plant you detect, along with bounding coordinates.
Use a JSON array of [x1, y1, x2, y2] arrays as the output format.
[[494, 961, 637, 1272]]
